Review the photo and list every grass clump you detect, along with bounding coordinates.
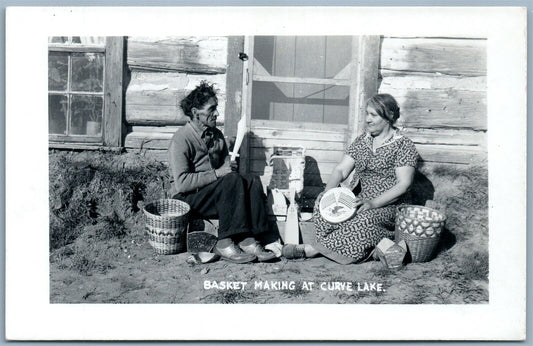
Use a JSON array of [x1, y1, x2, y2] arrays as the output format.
[[49, 150, 171, 250], [417, 162, 488, 256]]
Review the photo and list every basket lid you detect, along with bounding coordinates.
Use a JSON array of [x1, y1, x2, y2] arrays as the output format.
[[319, 187, 357, 223]]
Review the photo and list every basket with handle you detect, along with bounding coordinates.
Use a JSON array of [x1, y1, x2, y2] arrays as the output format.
[[143, 199, 190, 255], [395, 205, 446, 262]]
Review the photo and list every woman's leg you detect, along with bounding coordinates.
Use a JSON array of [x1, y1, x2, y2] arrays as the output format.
[[313, 205, 396, 263]]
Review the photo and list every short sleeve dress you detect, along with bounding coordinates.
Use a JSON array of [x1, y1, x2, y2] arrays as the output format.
[[312, 132, 419, 264]]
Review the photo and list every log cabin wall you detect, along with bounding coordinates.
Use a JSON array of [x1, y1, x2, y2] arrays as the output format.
[[378, 37, 487, 167], [124, 37, 228, 162], [121, 35, 487, 209]]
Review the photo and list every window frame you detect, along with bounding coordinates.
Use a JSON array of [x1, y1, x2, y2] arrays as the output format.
[[48, 37, 124, 149]]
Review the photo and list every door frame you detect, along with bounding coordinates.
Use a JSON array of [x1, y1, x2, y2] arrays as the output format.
[[225, 35, 381, 174]]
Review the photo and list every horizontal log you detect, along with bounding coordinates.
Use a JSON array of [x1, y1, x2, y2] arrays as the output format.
[[392, 89, 486, 130], [250, 137, 345, 151], [251, 119, 347, 132], [127, 36, 227, 73], [124, 125, 227, 152], [48, 135, 103, 144], [125, 132, 173, 150], [381, 37, 487, 76], [417, 161, 487, 176], [125, 148, 170, 163], [416, 144, 486, 165], [250, 147, 345, 164], [125, 135, 487, 172], [125, 71, 226, 125], [251, 127, 346, 143], [379, 73, 487, 92], [401, 128, 486, 147], [129, 125, 181, 133], [252, 143, 485, 170], [129, 125, 226, 135], [126, 106, 188, 125], [49, 142, 105, 150]]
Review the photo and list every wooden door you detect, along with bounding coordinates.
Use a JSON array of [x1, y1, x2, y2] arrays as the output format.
[[239, 35, 380, 208]]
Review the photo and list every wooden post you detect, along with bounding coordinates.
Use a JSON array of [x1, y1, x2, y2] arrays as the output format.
[[224, 36, 245, 139], [239, 36, 254, 175], [104, 37, 124, 147], [350, 35, 381, 141]]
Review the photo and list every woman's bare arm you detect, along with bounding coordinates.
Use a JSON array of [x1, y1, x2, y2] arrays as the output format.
[[357, 166, 415, 211], [325, 155, 356, 191]]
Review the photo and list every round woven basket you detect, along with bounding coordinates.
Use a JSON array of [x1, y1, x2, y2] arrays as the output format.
[[143, 199, 190, 255], [395, 205, 446, 263]]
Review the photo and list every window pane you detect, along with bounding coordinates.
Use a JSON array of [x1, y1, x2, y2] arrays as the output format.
[[71, 37, 106, 45], [49, 95, 68, 134], [254, 36, 352, 79], [49, 36, 69, 44], [71, 95, 103, 135], [71, 53, 104, 92], [48, 36, 105, 45], [48, 52, 69, 91], [251, 81, 349, 124]]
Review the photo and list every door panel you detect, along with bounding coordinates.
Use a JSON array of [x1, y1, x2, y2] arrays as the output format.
[[241, 35, 380, 208]]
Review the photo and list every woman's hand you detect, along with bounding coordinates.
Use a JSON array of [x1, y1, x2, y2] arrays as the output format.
[[314, 190, 327, 210], [355, 200, 376, 212]]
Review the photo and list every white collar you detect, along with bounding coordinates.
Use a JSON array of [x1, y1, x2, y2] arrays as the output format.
[[364, 129, 403, 150]]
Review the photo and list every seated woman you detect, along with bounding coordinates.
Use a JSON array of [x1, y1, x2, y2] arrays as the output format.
[[311, 94, 419, 264]]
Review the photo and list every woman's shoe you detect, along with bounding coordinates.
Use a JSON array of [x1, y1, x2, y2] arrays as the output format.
[[282, 244, 306, 259]]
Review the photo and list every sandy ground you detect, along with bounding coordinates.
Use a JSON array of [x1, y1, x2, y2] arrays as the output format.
[[49, 151, 488, 304], [50, 220, 487, 304]]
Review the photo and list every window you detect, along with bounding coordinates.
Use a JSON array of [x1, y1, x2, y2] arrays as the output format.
[[249, 36, 354, 126], [48, 37, 123, 148]]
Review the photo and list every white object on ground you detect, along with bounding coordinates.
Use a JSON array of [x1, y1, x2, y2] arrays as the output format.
[[284, 187, 300, 244], [265, 240, 283, 258]]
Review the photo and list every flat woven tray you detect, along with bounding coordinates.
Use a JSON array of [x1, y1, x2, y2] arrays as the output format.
[[319, 187, 357, 223]]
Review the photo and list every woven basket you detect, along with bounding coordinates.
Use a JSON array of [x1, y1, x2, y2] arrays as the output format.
[[395, 205, 446, 262], [143, 199, 190, 255]]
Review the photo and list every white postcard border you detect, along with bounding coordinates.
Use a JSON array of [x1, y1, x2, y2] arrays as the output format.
[[5, 6, 527, 340]]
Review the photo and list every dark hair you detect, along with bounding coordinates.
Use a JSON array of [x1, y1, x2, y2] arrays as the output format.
[[366, 94, 400, 125], [180, 81, 218, 119]]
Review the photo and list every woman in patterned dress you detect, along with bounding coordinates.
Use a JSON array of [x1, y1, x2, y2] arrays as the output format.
[[311, 94, 419, 264]]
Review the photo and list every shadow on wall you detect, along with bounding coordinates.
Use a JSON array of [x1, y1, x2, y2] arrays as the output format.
[[303, 156, 324, 191], [411, 160, 458, 256], [242, 132, 267, 177], [411, 161, 435, 206]]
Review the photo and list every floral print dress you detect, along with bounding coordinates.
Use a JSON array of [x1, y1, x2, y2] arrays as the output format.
[[313, 132, 419, 264]]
